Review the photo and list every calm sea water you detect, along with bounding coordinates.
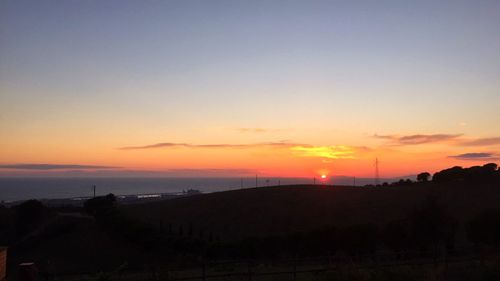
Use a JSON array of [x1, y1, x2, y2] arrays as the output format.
[[0, 177, 312, 202]]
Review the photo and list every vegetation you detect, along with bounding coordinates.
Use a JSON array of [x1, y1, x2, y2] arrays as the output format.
[[467, 208, 500, 251], [432, 163, 499, 184], [417, 172, 431, 182], [1, 163, 499, 277]]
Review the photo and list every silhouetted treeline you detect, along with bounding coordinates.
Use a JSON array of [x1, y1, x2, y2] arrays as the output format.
[[467, 208, 500, 252], [2, 162, 499, 267], [83, 194, 220, 258], [14, 199, 54, 236], [224, 196, 458, 260], [432, 163, 499, 184]]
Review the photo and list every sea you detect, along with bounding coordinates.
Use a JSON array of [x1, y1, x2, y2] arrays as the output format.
[[0, 177, 311, 202], [0, 176, 406, 202]]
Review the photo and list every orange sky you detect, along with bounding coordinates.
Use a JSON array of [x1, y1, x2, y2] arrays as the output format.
[[1, 1, 499, 178], [1, 131, 498, 178]]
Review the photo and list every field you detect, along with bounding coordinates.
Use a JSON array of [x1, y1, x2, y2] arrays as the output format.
[[3, 175, 500, 279], [123, 183, 500, 243]]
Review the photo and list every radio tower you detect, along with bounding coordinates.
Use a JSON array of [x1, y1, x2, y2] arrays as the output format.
[[374, 158, 380, 186]]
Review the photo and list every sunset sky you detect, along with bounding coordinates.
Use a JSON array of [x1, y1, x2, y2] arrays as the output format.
[[1, 1, 499, 178]]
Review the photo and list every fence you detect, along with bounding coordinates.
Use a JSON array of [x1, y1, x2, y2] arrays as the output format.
[[93, 252, 497, 281], [162, 256, 481, 281]]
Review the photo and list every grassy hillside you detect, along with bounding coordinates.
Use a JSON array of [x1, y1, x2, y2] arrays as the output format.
[[3, 213, 152, 277], [3, 167, 499, 275], [123, 182, 500, 243]]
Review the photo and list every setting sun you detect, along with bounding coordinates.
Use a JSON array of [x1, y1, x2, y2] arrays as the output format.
[[1, 1, 499, 277]]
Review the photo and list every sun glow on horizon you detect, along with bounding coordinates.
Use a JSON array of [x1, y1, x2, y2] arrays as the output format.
[[1, 1, 499, 179], [291, 145, 357, 159]]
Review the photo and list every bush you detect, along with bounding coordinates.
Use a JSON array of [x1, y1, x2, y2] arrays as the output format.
[[382, 219, 410, 255], [408, 196, 457, 255], [338, 223, 379, 256], [15, 199, 51, 235], [84, 194, 116, 216], [467, 208, 500, 250]]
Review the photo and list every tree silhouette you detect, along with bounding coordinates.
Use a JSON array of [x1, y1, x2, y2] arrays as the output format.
[[417, 172, 431, 182], [432, 166, 464, 183], [467, 208, 500, 251], [408, 196, 457, 256], [338, 223, 379, 256], [432, 163, 499, 184], [382, 219, 410, 257], [15, 199, 50, 235], [84, 193, 116, 216]]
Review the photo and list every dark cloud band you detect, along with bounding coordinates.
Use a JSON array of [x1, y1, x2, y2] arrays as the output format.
[[0, 164, 119, 170], [448, 153, 499, 160], [373, 134, 462, 145], [119, 142, 300, 150]]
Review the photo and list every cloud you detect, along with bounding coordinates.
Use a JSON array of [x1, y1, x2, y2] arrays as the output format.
[[291, 145, 356, 159], [373, 134, 462, 145], [0, 164, 119, 170], [119, 141, 363, 160], [81, 168, 258, 177], [233, 128, 288, 133], [149, 168, 257, 176], [119, 142, 299, 150], [374, 133, 500, 147], [460, 137, 500, 146], [448, 152, 500, 160], [0, 168, 257, 178]]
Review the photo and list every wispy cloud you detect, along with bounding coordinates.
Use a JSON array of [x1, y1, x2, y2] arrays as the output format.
[[374, 133, 500, 148], [119, 142, 298, 150], [233, 128, 286, 133], [291, 145, 356, 159], [448, 152, 500, 160], [0, 164, 119, 170], [119, 141, 362, 160], [151, 168, 257, 176], [373, 134, 462, 145], [0, 168, 257, 178], [460, 137, 500, 146]]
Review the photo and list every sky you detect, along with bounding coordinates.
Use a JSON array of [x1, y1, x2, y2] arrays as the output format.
[[1, 0, 499, 178]]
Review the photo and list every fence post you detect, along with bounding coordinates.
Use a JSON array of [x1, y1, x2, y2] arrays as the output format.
[[150, 264, 157, 281], [293, 258, 297, 281], [247, 262, 253, 281], [202, 263, 206, 281]]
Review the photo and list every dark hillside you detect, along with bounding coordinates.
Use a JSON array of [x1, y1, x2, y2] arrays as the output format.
[[4, 214, 151, 276], [123, 182, 500, 243]]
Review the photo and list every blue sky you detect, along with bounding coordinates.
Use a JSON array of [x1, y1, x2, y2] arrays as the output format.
[[1, 0, 499, 177]]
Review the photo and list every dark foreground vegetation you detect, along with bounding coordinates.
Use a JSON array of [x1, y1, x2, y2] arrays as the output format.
[[1, 163, 500, 280]]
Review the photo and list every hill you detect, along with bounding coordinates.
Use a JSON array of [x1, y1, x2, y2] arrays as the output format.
[[123, 182, 500, 243]]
